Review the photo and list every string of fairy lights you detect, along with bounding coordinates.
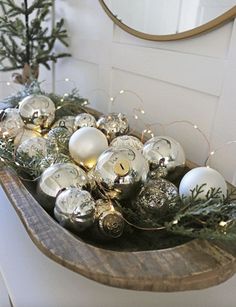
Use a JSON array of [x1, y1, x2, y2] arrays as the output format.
[[0, 78, 235, 172]]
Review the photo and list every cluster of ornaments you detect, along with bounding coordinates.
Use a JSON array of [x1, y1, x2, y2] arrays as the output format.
[[0, 94, 228, 240]]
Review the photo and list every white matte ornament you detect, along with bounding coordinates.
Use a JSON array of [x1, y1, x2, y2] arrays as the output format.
[[69, 127, 109, 169], [179, 167, 227, 200]]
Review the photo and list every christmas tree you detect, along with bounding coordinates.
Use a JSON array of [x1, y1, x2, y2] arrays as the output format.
[[0, 0, 70, 83]]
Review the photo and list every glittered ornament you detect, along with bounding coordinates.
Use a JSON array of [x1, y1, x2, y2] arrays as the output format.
[[97, 113, 129, 140], [17, 137, 47, 158], [37, 162, 88, 211], [52, 116, 76, 134], [179, 167, 227, 200], [135, 178, 178, 214], [74, 113, 96, 130], [69, 127, 109, 169], [40, 153, 71, 173], [0, 108, 24, 138], [93, 199, 124, 239], [110, 135, 143, 151], [46, 126, 72, 154], [54, 188, 95, 233], [95, 147, 149, 200], [143, 136, 185, 174], [19, 94, 55, 129], [14, 128, 41, 148]]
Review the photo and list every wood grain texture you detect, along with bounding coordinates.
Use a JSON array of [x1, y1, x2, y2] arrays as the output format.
[[0, 168, 236, 292]]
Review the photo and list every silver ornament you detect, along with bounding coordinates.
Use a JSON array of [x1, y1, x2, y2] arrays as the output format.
[[94, 199, 124, 239], [19, 94, 55, 129], [51, 116, 76, 134], [74, 113, 97, 130], [97, 113, 129, 140], [143, 136, 185, 174], [95, 147, 149, 200], [0, 108, 24, 138], [135, 178, 178, 214], [14, 128, 41, 148], [17, 137, 47, 158], [110, 135, 143, 151], [69, 127, 109, 169], [46, 126, 72, 154], [37, 162, 88, 211], [54, 188, 95, 233], [40, 153, 71, 173]]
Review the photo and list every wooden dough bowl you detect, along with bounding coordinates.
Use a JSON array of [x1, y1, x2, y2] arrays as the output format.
[[1, 164, 236, 292]]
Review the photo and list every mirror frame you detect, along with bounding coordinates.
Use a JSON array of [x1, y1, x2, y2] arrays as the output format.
[[99, 0, 236, 41]]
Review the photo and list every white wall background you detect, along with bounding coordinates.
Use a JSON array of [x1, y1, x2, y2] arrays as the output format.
[[1, 2, 236, 306]]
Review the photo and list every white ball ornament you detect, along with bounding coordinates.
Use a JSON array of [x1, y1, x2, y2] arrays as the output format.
[[69, 127, 109, 169], [179, 167, 227, 200]]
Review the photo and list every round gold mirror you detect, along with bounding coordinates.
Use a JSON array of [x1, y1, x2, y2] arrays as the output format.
[[99, 0, 236, 41]]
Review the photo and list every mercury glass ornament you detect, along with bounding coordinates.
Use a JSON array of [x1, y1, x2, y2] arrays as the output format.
[[97, 113, 129, 141], [95, 147, 149, 200], [0, 108, 24, 138], [40, 153, 71, 173], [14, 128, 41, 148], [19, 94, 56, 129], [74, 113, 97, 130], [69, 127, 109, 169], [37, 162, 88, 211], [46, 126, 72, 154], [51, 116, 76, 134], [110, 135, 143, 151], [135, 178, 178, 214], [179, 167, 227, 201], [17, 137, 47, 158], [93, 199, 124, 239], [143, 136, 185, 174], [54, 188, 95, 233]]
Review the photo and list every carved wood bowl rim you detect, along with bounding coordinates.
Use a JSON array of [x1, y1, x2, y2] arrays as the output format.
[[1, 167, 236, 292]]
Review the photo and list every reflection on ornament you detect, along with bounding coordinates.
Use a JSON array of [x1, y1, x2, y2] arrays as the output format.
[[97, 113, 129, 140], [143, 136, 185, 174], [179, 167, 227, 200], [135, 178, 178, 215], [148, 167, 168, 179], [95, 147, 149, 200], [69, 127, 109, 169], [94, 199, 124, 239], [74, 113, 96, 130], [37, 162, 88, 211], [17, 137, 47, 158], [54, 188, 95, 233], [0, 108, 24, 138], [110, 135, 143, 151], [19, 94, 55, 129], [51, 116, 76, 133], [46, 126, 72, 154], [14, 128, 41, 147]]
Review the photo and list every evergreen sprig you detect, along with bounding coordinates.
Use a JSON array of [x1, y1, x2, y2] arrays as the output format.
[[0, 0, 70, 72]]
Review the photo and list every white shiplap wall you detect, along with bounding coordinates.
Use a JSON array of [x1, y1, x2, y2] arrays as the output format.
[[54, 0, 236, 183]]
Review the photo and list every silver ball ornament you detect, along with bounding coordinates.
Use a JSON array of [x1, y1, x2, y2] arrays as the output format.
[[74, 113, 97, 130], [143, 136, 185, 174], [37, 162, 88, 211], [179, 167, 227, 200], [52, 116, 76, 134], [54, 188, 95, 233], [95, 147, 149, 200], [46, 126, 72, 154], [135, 178, 178, 214], [17, 137, 47, 158], [19, 94, 55, 129], [97, 113, 129, 140], [14, 128, 41, 148], [0, 108, 24, 138], [40, 153, 71, 173], [110, 135, 143, 151], [69, 127, 109, 169]]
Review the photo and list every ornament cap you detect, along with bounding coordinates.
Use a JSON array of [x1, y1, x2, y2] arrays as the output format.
[[114, 159, 130, 177]]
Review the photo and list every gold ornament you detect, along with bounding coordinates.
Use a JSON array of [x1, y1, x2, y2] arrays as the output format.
[[17, 137, 47, 158], [69, 127, 109, 169], [51, 116, 76, 134], [54, 188, 95, 233], [95, 147, 149, 200], [0, 108, 24, 138], [37, 162, 88, 211], [97, 113, 129, 141], [74, 113, 97, 130], [19, 94, 56, 129]]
